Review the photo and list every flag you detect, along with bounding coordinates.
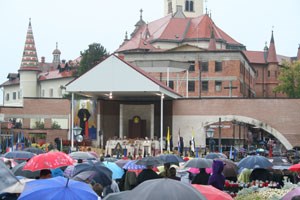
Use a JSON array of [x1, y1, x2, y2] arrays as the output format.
[[229, 145, 233, 160], [191, 128, 195, 153], [177, 128, 181, 154], [167, 126, 171, 152]]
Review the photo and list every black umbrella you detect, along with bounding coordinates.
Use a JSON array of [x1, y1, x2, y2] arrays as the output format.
[[158, 154, 184, 164], [238, 155, 273, 169], [72, 161, 112, 187], [69, 151, 97, 161], [103, 178, 206, 200], [12, 162, 40, 179], [184, 158, 213, 169], [135, 156, 162, 166], [23, 147, 45, 155]]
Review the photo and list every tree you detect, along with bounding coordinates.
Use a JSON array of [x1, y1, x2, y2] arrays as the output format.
[[77, 43, 109, 76], [273, 61, 300, 98]]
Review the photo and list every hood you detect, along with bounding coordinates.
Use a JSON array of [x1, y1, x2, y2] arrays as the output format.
[[212, 160, 224, 174]]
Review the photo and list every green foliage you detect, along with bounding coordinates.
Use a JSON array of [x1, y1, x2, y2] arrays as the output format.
[[34, 121, 45, 129], [51, 121, 61, 129], [273, 61, 300, 98], [77, 43, 109, 76]]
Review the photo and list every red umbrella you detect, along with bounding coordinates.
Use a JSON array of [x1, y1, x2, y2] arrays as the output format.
[[289, 163, 300, 172], [192, 184, 233, 200], [23, 151, 75, 171]]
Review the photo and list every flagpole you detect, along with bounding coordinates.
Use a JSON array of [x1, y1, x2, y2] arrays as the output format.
[[160, 93, 164, 154]]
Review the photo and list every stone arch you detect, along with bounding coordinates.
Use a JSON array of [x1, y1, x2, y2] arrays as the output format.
[[200, 115, 292, 150]]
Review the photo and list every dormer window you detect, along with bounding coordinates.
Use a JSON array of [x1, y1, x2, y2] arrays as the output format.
[[185, 0, 194, 12]]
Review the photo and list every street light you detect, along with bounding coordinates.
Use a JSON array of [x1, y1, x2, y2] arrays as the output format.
[[206, 128, 215, 152], [71, 126, 82, 151]]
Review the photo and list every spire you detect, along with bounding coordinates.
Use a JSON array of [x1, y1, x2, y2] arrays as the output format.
[[131, 9, 146, 38], [267, 30, 278, 63], [124, 31, 128, 41], [208, 28, 216, 50], [19, 18, 39, 71], [263, 41, 268, 62], [297, 44, 300, 61], [52, 42, 61, 66]]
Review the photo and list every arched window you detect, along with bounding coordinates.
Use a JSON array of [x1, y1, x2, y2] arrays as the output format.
[[185, 0, 194, 12]]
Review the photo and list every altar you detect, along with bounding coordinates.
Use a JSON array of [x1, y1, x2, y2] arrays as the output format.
[[105, 138, 161, 158]]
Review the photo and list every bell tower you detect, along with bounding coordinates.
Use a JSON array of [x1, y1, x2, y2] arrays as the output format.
[[164, 0, 204, 17]]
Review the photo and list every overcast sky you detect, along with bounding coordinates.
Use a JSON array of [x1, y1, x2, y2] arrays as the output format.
[[0, 0, 299, 104]]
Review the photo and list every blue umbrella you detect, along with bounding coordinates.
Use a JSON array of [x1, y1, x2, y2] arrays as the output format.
[[18, 176, 98, 200], [102, 161, 124, 180], [122, 160, 146, 170], [4, 151, 35, 161], [72, 161, 112, 187], [205, 153, 227, 160], [158, 154, 184, 164], [238, 155, 273, 169]]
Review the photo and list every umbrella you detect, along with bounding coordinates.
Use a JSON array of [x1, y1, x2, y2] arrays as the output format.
[[135, 156, 162, 166], [102, 161, 124, 179], [115, 159, 131, 168], [72, 162, 112, 187], [104, 157, 118, 162], [184, 158, 213, 168], [289, 163, 300, 172], [1, 177, 34, 194], [0, 157, 18, 168], [122, 160, 146, 174], [0, 161, 19, 193], [4, 151, 35, 162], [205, 153, 227, 160], [237, 155, 273, 169], [23, 151, 75, 171], [281, 187, 300, 200], [215, 158, 238, 178], [18, 176, 98, 200], [23, 147, 45, 155], [69, 151, 97, 161], [103, 178, 206, 200], [158, 154, 184, 164], [192, 184, 233, 200], [12, 162, 40, 179]]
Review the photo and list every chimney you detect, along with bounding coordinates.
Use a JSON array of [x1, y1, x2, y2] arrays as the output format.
[[41, 56, 45, 63]]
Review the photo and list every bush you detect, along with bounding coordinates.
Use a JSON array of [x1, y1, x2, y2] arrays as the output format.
[[51, 121, 61, 129]]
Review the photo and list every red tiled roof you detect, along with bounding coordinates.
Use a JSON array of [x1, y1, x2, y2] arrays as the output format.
[[38, 70, 74, 81], [243, 51, 266, 64], [117, 14, 243, 52]]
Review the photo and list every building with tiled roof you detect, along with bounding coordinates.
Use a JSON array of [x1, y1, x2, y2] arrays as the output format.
[[117, 4, 299, 98], [1, 19, 79, 107]]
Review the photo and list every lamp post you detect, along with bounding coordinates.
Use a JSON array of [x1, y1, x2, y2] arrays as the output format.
[[206, 128, 215, 153], [72, 126, 82, 151]]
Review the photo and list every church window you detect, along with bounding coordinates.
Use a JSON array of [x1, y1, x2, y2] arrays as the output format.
[[215, 61, 222, 72], [168, 80, 174, 89], [185, 0, 194, 12], [13, 92, 17, 100], [268, 70, 270, 77], [215, 81, 222, 92], [49, 88, 53, 97], [201, 61, 208, 72], [188, 61, 195, 72], [6, 93, 9, 101], [188, 81, 195, 92], [41, 89, 45, 97], [168, 0, 172, 14], [202, 81, 208, 92]]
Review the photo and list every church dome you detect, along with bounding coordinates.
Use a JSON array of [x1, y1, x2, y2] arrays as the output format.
[[52, 48, 61, 54]]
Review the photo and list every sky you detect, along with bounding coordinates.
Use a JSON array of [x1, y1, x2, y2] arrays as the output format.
[[0, 0, 299, 104]]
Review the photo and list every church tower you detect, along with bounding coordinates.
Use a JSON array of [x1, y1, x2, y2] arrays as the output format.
[[18, 18, 40, 98], [164, 0, 203, 17]]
